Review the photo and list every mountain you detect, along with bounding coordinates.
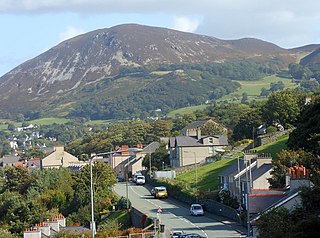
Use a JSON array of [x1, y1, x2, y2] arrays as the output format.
[[0, 24, 313, 118], [300, 47, 320, 71]]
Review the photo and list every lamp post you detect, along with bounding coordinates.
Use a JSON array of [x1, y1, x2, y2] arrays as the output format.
[[244, 154, 251, 238], [90, 155, 95, 238], [89, 148, 142, 238]]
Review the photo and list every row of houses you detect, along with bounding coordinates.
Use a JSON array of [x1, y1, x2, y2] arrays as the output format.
[[218, 151, 312, 237]]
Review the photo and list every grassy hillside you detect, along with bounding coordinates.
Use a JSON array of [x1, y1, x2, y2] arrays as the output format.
[[0, 117, 70, 131], [167, 75, 297, 118], [176, 158, 237, 192], [255, 134, 289, 159], [219, 75, 297, 102], [176, 134, 289, 192]]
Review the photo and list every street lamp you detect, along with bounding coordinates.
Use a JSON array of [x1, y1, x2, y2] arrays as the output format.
[[89, 148, 142, 238]]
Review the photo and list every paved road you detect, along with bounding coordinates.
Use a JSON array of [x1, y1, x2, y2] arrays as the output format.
[[114, 182, 245, 238]]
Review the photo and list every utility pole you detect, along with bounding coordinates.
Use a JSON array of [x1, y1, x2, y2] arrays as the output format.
[[245, 158, 251, 237], [90, 156, 95, 238]]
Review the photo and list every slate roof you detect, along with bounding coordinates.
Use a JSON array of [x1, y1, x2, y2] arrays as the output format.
[[2, 155, 20, 165], [249, 192, 288, 213], [219, 159, 257, 177], [251, 163, 273, 181], [142, 142, 160, 153], [174, 136, 203, 147]]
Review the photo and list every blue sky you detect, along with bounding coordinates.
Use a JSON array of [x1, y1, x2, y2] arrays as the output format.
[[0, 0, 319, 77]]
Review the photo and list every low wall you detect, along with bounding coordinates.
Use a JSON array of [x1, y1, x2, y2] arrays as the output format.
[[204, 199, 241, 223], [130, 207, 153, 229]]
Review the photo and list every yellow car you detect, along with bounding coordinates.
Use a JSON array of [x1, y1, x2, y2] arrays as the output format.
[[152, 186, 168, 199]]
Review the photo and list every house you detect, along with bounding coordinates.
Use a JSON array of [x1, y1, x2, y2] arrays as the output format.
[[108, 142, 160, 179], [250, 165, 312, 237], [218, 152, 273, 209], [169, 131, 228, 168], [41, 146, 80, 169], [2, 154, 21, 167], [180, 119, 227, 136], [24, 214, 66, 238]]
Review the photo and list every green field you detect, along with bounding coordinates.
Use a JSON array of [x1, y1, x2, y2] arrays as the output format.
[[255, 134, 289, 159], [219, 75, 297, 102], [176, 158, 237, 191], [0, 117, 71, 131], [167, 75, 298, 118]]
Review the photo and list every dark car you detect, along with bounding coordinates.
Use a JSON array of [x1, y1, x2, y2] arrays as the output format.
[[180, 234, 206, 238]]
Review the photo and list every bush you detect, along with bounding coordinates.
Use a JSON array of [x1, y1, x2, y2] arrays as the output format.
[[266, 126, 277, 134], [117, 196, 131, 210]]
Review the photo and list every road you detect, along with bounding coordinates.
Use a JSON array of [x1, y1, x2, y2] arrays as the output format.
[[114, 182, 245, 238]]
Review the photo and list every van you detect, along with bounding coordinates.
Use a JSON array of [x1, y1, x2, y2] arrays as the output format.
[[153, 186, 168, 199], [136, 175, 145, 185]]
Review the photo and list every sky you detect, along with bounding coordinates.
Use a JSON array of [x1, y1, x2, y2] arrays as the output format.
[[0, 0, 319, 77]]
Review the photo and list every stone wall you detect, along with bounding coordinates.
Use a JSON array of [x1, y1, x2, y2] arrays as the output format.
[[130, 207, 153, 229], [257, 130, 291, 147], [204, 199, 241, 223]]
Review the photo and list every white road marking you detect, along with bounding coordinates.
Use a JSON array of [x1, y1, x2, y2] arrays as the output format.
[[130, 185, 208, 237]]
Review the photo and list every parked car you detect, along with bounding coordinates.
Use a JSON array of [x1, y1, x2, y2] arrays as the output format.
[[135, 175, 145, 185], [183, 233, 206, 238], [170, 230, 185, 238], [190, 204, 204, 216]]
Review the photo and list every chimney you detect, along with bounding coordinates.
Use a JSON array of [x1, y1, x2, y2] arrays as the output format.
[[46, 219, 60, 232], [121, 145, 129, 155], [197, 127, 201, 140], [256, 154, 272, 168], [23, 227, 41, 238], [35, 222, 50, 236], [288, 165, 311, 191], [54, 214, 66, 227]]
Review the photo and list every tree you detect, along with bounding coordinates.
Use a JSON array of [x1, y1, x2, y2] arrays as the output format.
[[241, 92, 248, 104], [232, 109, 263, 141], [142, 143, 169, 171], [262, 89, 304, 129], [0, 191, 41, 234], [287, 97, 320, 155], [268, 149, 320, 188], [74, 162, 117, 211], [201, 120, 225, 136], [3, 166, 33, 194], [26, 168, 75, 214], [257, 207, 293, 238]]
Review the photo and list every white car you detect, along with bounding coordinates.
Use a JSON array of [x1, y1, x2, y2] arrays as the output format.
[[170, 230, 185, 238], [135, 175, 145, 185], [190, 204, 204, 216]]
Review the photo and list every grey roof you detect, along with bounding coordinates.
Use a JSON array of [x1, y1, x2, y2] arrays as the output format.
[[251, 164, 273, 181], [175, 136, 203, 147], [2, 155, 20, 165], [142, 142, 160, 153], [249, 192, 287, 213], [219, 159, 256, 177]]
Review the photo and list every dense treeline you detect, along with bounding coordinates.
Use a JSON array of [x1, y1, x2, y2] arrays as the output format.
[[0, 163, 117, 236], [69, 59, 280, 120]]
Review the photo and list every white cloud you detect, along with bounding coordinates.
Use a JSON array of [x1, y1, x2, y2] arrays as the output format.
[[172, 16, 200, 33], [58, 26, 85, 42]]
